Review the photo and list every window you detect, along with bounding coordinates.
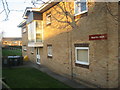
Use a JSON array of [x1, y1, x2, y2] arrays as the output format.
[[28, 21, 36, 42], [36, 21, 43, 42], [75, 47, 89, 65], [28, 21, 43, 43], [31, 48, 34, 54], [22, 28, 26, 33], [74, 0, 87, 16], [46, 13, 51, 25], [47, 45, 52, 57], [23, 49, 27, 51], [23, 46, 27, 51]]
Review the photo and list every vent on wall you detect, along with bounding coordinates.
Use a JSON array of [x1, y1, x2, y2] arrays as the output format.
[[74, 43, 89, 47]]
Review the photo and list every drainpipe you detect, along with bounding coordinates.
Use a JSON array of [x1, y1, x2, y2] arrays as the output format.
[[106, 3, 109, 87], [67, 27, 73, 79], [70, 29, 73, 79]]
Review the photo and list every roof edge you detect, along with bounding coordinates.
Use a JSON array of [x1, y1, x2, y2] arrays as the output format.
[[17, 20, 26, 28]]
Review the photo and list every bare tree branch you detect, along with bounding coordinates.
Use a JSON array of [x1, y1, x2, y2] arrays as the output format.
[[51, 13, 70, 24], [56, 3, 67, 16], [0, 9, 5, 14], [56, 2, 77, 28], [105, 2, 118, 21], [35, 1, 118, 28], [1, 0, 10, 21], [68, 3, 74, 15], [53, 6, 65, 15], [31, 0, 47, 6]]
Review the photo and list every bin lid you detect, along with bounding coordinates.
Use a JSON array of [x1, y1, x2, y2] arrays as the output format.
[[8, 56, 21, 58], [14, 56, 20, 58]]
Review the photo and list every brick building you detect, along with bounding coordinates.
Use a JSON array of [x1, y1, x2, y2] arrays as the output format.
[[2, 37, 22, 46], [18, 0, 119, 88]]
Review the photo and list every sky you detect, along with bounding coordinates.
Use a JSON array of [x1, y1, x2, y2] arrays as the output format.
[[0, 0, 49, 38], [0, 0, 117, 38], [0, 0, 34, 38]]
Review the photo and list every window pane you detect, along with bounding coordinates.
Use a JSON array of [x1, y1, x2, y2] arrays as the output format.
[[31, 22, 35, 42], [50, 46, 52, 55], [75, 1, 80, 14], [48, 46, 52, 56], [36, 21, 42, 32], [28, 24, 31, 42], [81, 2, 86, 12], [47, 47, 50, 54], [75, 0, 87, 15], [36, 34, 42, 42], [77, 49, 88, 63], [36, 21, 43, 42], [28, 21, 36, 42]]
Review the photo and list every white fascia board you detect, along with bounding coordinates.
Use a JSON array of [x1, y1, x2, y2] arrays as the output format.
[[38, 0, 58, 12], [23, 8, 40, 19]]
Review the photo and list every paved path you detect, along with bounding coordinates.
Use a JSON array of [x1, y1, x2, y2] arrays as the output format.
[[20, 61, 90, 88]]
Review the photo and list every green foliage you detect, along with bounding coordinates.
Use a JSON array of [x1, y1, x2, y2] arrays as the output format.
[[2, 48, 22, 56]]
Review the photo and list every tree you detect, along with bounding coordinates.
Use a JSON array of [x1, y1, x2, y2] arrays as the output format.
[[31, 0, 118, 29]]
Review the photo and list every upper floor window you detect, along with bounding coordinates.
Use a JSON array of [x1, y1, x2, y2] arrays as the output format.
[[28, 21, 36, 42], [46, 13, 51, 25], [22, 28, 26, 33], [74, 0, 87, 16], [36, 21, 43, 42], [28, 20, 43, 43]]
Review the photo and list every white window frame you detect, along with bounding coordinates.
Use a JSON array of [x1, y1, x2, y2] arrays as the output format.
[[36, 21, 43, 42], [23, 46, 27, 51], [36, 47, 40, 64], [46, 13, 51, 25], [74, 0, 88, 16], [23, 49, 27, 51], [47, 45, 52, 57], [28, 21, 36, 42], [75, 47, 89, 65], [22, 28, 26, 33], [28, 20, 43, 43]]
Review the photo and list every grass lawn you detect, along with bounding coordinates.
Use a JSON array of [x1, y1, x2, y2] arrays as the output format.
[[3, 67, 71, 88], [2, 49, 22, 56]]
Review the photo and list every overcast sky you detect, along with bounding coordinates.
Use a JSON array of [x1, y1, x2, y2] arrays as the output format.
[[0, 0, 34, 38]]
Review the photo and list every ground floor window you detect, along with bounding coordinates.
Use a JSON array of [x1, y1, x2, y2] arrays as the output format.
[[47, 45, 52, 57], [75, 46, 89, 65], [23, 46, 27, 52], [31, 48, 34, 54]]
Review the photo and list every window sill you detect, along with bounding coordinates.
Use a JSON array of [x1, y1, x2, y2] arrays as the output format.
[[36, 62, 40, 65], [46, 22, 51, 26], [22, 32, 26, 34], [23, 50, 27, 52], [31, 52, 34, 54], [74, 12, 88, 20], [74, 10, 88, 16], [47, 55, 52, 58], [75, 62, 89, 69]]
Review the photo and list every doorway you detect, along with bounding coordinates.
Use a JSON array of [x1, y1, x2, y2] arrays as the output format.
[[36, 48, 40, 64]]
